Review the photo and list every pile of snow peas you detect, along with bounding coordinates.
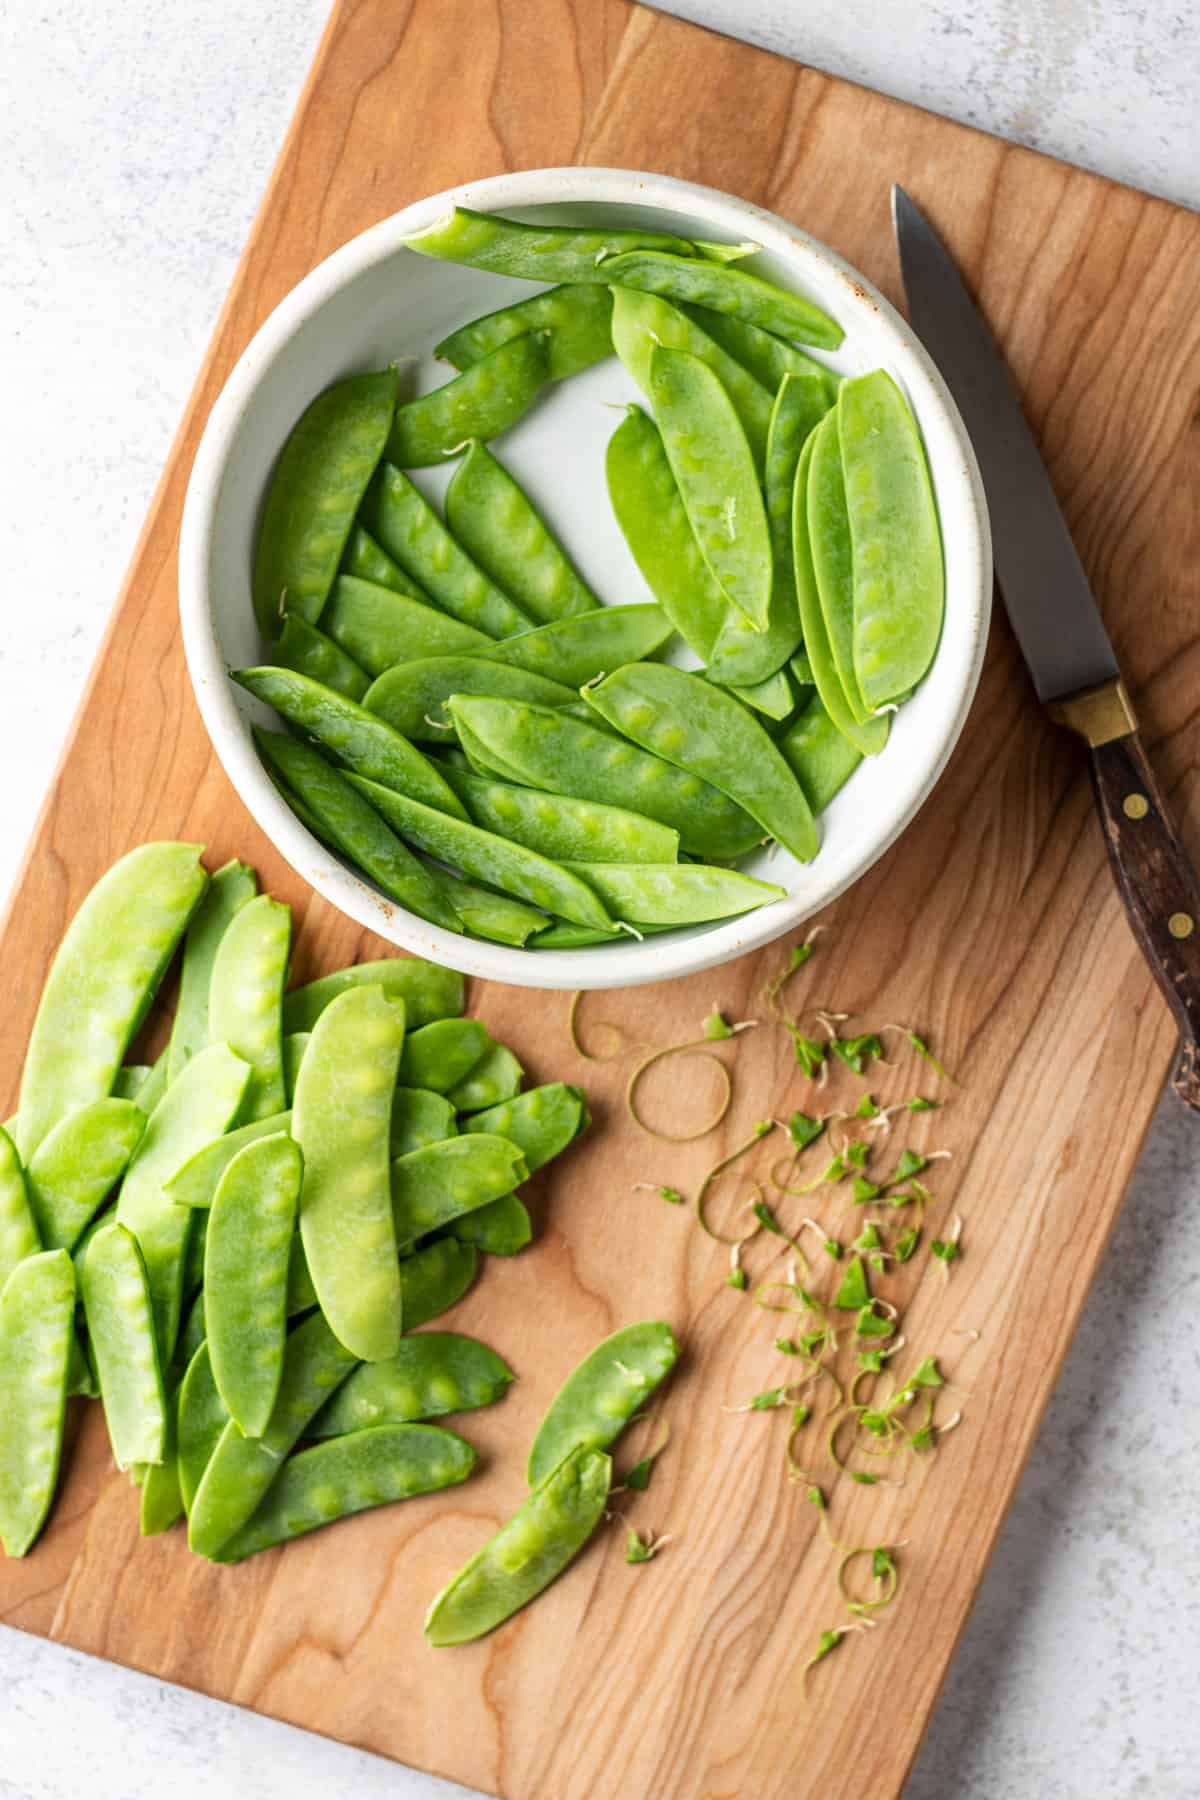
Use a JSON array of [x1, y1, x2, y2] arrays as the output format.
[[242, 205, 944, 949]]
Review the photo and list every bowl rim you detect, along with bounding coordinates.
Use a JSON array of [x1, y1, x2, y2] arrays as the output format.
[[179, 164, 992, 991]]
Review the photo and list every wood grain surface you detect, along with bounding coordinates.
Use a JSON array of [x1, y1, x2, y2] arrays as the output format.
[[2, 3, 1199, 1796]]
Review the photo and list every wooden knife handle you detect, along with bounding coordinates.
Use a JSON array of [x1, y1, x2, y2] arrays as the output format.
[[1088, 732, 1200, 1110]]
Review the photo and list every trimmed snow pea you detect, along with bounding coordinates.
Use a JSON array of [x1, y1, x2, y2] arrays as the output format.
[[25, 1099, 146, 1251], [528, 1320, 679, 1485], [187, 1309, 358, 1557], [0, 1248, 75, 1556], [391, 1087, 457, 1160], [205, 1135, 302, 1437], [450, 1194, 531, 1256], [730, 666, 794, 720], [208, 893, 291, 1124], [164, 1111, 293, 1210], [528, 921, 626, 949], [276, 613, 370, 702], [425, 1443, 611, 1646], [682, 303, 837, 399], [177, 1340, 228, 1515], [80, 1223, 167, 1470], [309, 1333, 513, 1436], [253, 368, 397, 637], [483, 603, 673, 687], [438, 284, 613, 379], [215, 1422, 478, 1563], [779, 693, 863, 813], [445, 877, 551, 947], [0, 1125, 40, 1288], [387, 334, 550, 467], [166, 860, 258, 1085], [117, 1043, 251, 1362], [601, 250, 843, 349], [323, 574, 489, 676], [808, 409, 870, 721], [448, 696, 763, 860], [403, 205, 703, 283], [563, 861, 786, 924], [400, 1237, 478, 1331], [610, 286, 772, 470], [442, 763, 680, 866], [363, 655, 575, 742], [839, 369, 944, 707], [358, 464, 533, 639], [283, 1034, 309, 1103], [464, 1083, 589, 1173], [345, 777, 613, 930], [15, 843, 208, 1163], [759, 370, 828, 662], [446, 1043, 524, 1112], [585, 662, 818, 862], [293, 986, 405, 1363], [282, 957, 463, 1034], [232, 666, 468, 820], [254, 730, 462, 932], [399, 1019, 491, 1093], [340, 524, 429, 602], [391, 1135, 528, 1250], [445, 440, 597, 623]]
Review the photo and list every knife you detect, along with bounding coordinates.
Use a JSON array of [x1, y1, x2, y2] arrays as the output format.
[[892, 184, 1200, 1111]]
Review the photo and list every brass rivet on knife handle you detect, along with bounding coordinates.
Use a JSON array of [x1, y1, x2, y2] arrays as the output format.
[[1169, 913, 1196, 941], [1048, 677, 1137, 748], [1122, 793, 1150, 820]]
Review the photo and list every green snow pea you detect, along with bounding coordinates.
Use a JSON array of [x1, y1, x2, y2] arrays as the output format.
[[253, 368, 397, 637], [391, 1135, 528, 1250], [112, 1064, 152, 1102], [283, 1033, 309, 1102], [254, 730, 462, 932], [346, 777, 613, 930], [16, 842, 208, 1163], [563, 861, 786, 924], [446, 1043, 524, 1112], [177, 1341, 228, 1514], [215, 1422, 478, 1563], [340, 524, 429, 602], [25, 1099, 146, 1251], [437, 284, 613, 379], [444, 877, 551, 947], [182, 1209, 207, 1299], [838, 370, 944, 707], [648, 345, 772, 632], [425, 1443, 611, 1646], [233, 666, 468, 820], [729, 666, 794, 720], [445, 440, 597, 623], [448, 696, 763, 860], [285, 1234, 317, 1317], [399, 1019, 491, 1093], [294, 985, 405, 1363], [682, 303, 837, 398], [779, 693, 862, 813], [117, 1043, 250, 1361], [527, 922, 625, 949], [79, 1223, 167, 1470], [206, 1134, 302, 1437], [282, 957, 463, 1034], [0, 1248, 75, 1556], [187, 1309, 358, 1557], [166, 860, 258, 1085], [178, 1288, 207, 1366], [601, 250, 843, 348], [585, 662, 818, 862], [528, 1320, 679, 1486], [310, 1333, 513, 1436], [139, 1390, 183, 1535], [358, 464, 533, 639], [323, 574, 489, 676], [610, 286, 772, 470], [403, 205, 702, 283], [449, 1194, 531, 1256], [164, 1111, 293, 1209], [483, 604, 673, 687], [363, 655, 575, 742], [391, 1088, 456, 1159], [387, 335, 550, 467], [759, 370, 828, 665], [442, 763, 680, 866], [276, 613, 370, 702], [0, 1125, 41, 1288], [208, 893, 291, 1124], [400, 1237, 478, 1330], [808, 409, 870, 721], [464, 1083, 588, 1173]]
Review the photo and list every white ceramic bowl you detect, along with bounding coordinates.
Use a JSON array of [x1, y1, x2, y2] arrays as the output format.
[[180, 167, 990, 991]]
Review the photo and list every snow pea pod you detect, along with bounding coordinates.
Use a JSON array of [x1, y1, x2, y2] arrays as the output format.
[[139, 1384, 184, 1536], [80, 1223, 167, 1469], [387, 334, 550, 467], [253, 368, 397, 637], [282, 956, 462, 1034], [528, 922, 625, 949], [276, 613, 370, 701], [166, 860, 258, 1085], [448, 696, 763, 861], [729, 665, 795, 720], [323, 574, 489, 676], [283, 1034, 308, 1103], [363, 655, 575, 741], [445, 440, 597, 623], [391, 1135, 528, 1250], [346, 777, 613, 930], [206, 1135, 302, 1437], [528, 1320, 679, 1486], [760, 370, 827, 662], [808, 409, 870, 721], [177, 1340, 228, 1514], [0, 1125, 40, 1288], [778, 693, 863, 814], [164, 1111, 293, 1209], [564, 861, 786, 924], [682, 303, 837, 399], [15, 843, 208, 1163], [112, 1065, 152, 1102], [340, 524, 429, 602], [358, 464, 533, 639], [442, 763, 680, 866], [484, 604, 673, 687], [0, 1248, 75, 1556], [463, 1083, 588, 1173], [391, 1087, 456, 1159], [602, 250, 843, 348], [309, 1333, 513, 1436], [404, 205, 700, 282], [25, 1099, 146, 1251], [839, 369, 944, 707], [208, 893, 291, 1124], [398, 1019, 491, 1093], [293, 985, 405, 1363], [285, 1234, 317, 1318], [610, 286, 772, 470], [444, 877, 550, 947], [131, 1054, 167, 1118], [425, 1443, 611, 1646], [449, 1193, 532, 1256], [446, 1043, 524, 1112], [437, 284, 613, 379], [215, 1422, 478, 1563], [585, 663, 818, 862], [400, 1237, 478, 1330]]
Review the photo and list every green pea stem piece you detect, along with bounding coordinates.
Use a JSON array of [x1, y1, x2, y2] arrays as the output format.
[[611, 287, 772, 470], [253, 367, 397, 637], [447, 1043, 524, 1113], [177, 1341, 229, 1514], [293, 985, 405, 1363], [426, 1443, 611, 1645], [449, 1192, 533, 1255], [0, 1125, 41, 1290], [682, 303, 838, 398], [387, 335, 549, 467], [391, 1135, 528, 1251], [323, 574, 490, 677], [527, 1320, 678, 1486], [399, 1238, 478, 1331], [403, 205, 702, 283], [341, 523, 430, 601], [0, 1248, 75, 1555], [25, 1099, 146, 1252], [778, 694, 863, 814], [601, 249, 842, 349], [445, 439, 597, 622], [564, 861, 785, 925], [463, 1083, 588, 1173], [80, 1224, 167, 1470], [208, 894, 291, 1124], [15, 842, 208, 1163], [166, 860, 258, 1085], [205, 1135, 302, 1437], [833, 1254, 871, 1311], [809, 410, 871, 721], [399, 1018, 491, 1092], [276, 613, 370, 701], [309, 1332, 513, 1436], [282, 957, 463, 1034], [164, 1110, 293, 1210], [437, 284, 613, 379], [443, 762, 679, 868], [391, 1087, 457, 1160], [363, 655, 576, 742]]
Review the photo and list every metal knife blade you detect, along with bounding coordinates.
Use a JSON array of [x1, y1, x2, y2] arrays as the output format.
[[891, 184, 1118, 704]]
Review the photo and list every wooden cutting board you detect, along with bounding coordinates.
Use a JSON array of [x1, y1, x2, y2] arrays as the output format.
[[2, 3, 1198, 1795]]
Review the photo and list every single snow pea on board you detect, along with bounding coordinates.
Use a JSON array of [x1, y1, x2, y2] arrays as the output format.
[[253, 368, 397, 637], [600, 249, 843, 349], [808, 409, 871, 723], [15, 842, 208, 1164], [402, 205, 708, 283], [340, 524, 430, 602], [205, 1135, 302, 1438], [527, 1320, 679, 1486], [391, 1135, 528, 1251], [0, 1125, 41, 1288], [322, 574, 490, 677], [362, 655, 576, 742], [779, 694, 863, 815], [177, 1340, 228, 1515], [445, 1043, 524, 1113], [399, 1237, 478, 1331], [166, 859, 258, 1085], [398, 1018, 491, 1093], [391, 1087, 457, 1159], [0, 1248, 75, 1557], [165, 1111, 293, 1210], [449, 1193, 532, 1256], [386, 334, 550, 467], [276, 613, 370, 701], [425, 1443, 611, 1646], [442, 764, 681, 867], [681, 303, 838, 400], [444, 440, 597, 623], [464, 1083, 589, 1174], [25, 1099, 146, 1252], [208, 893, 291, 1125], [482, 604, 674, 688], [282, 957, 463, 1035], [309, 1333, 513, 1436], [437, 283, 613, 380], [79, 1223, 167, 1470], [293, 985, 405, 1364], [563, 862, 787, 925], [215, 1422, 478, 1563]]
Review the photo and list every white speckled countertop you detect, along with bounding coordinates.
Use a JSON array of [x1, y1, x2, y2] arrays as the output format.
[[2, 4, 1198, 1796]]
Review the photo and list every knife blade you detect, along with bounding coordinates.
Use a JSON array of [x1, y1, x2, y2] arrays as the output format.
[[892, 184, 1200, 1111]]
